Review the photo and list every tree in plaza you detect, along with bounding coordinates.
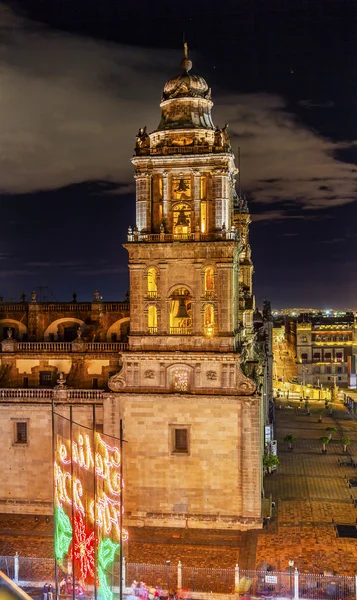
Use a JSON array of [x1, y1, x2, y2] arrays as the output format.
[[341, 435, 351, 453], [319, 436, 330, 453], [263, 454, 279, 473], [284, 434, 296, 450], [325, 426, 337, 440]]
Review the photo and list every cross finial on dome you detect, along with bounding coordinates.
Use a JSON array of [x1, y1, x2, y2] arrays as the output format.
[[180, 41, 192, 73]]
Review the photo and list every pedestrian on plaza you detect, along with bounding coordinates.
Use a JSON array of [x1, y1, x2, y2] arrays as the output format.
[[48, 584, 53, 600], [131, 580, 139, 595], [43, 583, 48, 600], [138, 581, 148, 600]]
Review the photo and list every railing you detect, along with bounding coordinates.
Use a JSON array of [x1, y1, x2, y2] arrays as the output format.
[[86, 343, 127, 351], [2, 342, 128, 353], [17, 342, 72, 351], [148, 327, 158, 335], [127, 231, 239, 243], [0, 302, 129, 312], [2, 557, 356, 599], [0, 388, 104, 400], [169, 327, 192, 335], [67, 389, 104, 400], [146, 291, 158, 298], [0, 389, 53, 399]]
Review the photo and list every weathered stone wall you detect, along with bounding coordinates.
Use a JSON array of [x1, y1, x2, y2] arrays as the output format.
[[0, 402, 103, 514], [104, 392, 262, 530]]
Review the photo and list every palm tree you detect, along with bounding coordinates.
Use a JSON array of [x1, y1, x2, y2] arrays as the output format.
[[284, 434, 296, 450], [319, 436, 330, 453], [341, 436, 351, 453], [325, 426, 337, 440]]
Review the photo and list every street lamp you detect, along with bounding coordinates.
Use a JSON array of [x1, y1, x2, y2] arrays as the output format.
[[288, 560, 294, 600], [165, 561, 170, 595]]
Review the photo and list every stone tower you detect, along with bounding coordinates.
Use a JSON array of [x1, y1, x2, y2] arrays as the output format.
[[108, 45, 262, 530]]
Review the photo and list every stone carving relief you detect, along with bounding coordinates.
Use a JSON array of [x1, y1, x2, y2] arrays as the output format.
[[144, 369, 155, 379], [206, 370, 217, 381], [108, 366, 126, 391], [236, 362, 256, 395], [173, 369, 188, 392]]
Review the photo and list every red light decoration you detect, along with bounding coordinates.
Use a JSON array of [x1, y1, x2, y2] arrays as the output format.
[[72, 512, 95, 584]]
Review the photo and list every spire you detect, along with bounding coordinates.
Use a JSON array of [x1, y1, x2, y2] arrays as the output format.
[[180, 41, 192, 73]]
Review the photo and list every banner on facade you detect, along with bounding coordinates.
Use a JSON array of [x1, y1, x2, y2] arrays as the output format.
[[53, 408, 127, 600]]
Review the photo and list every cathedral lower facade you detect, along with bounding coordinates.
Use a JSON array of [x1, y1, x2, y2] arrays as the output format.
[[0, 45, 266, 531]]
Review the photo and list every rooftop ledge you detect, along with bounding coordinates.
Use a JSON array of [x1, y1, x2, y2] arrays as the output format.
[[127, 230, 239, 243]]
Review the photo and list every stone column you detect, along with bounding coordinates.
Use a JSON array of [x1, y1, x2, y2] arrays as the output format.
[[162, 171, 169, 227], [212, 169, 230, 230], [241, 397, 261, 519], [193, 170, 201, 231], [135, 172, 151, 232]]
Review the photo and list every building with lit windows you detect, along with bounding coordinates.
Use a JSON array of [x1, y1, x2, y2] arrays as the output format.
[[0, 45, 264, 530], [286, 313, 357, 389]]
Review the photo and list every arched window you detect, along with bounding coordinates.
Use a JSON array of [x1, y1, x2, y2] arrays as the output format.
[[169, 288, 192, 335], [147, 268, 158, 297], [173, 203, 191, 237], [204, 304, 215, 336], [204, 268, 214, 296], [148, 305, 157, 334]]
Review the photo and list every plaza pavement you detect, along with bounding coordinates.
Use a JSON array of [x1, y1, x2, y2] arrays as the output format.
[[1, 398, 357, 574]]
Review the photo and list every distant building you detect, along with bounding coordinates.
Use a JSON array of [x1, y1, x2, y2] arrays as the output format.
[[286, 313, 357, 389]]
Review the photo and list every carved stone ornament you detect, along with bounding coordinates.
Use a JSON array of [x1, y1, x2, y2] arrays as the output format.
[[236, 362, 256, 395], [206, 370, 217, 381], [144, 369, 155, 379], [108, 369, 126, 391]]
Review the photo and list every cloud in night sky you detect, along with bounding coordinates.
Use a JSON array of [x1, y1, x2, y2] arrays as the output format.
[[1, 4, 357, 217]]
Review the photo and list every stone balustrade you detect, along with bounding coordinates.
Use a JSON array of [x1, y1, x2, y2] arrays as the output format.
[[0, 388, 104, 400], [127, 231, 239, 243], [1, 341, 128, 353], [0, 302, 129, 312]]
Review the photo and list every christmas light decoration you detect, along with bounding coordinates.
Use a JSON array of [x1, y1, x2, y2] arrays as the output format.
[[72, 512, 95, 583], [97, 564, 114, 600], [97, 537, 120, 571], [97, 538, 120, 600], [54, 506, 72, 561], [54, 424, 127, 600]]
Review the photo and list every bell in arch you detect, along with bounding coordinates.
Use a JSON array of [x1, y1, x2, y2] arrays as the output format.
[[177, 178, 188, 192], [175, 298, 189, 319], [176, 209, 189, 227]]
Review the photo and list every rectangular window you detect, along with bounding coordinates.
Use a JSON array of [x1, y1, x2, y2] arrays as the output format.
[[170, 426, 190, 455], [40, 371, 52, 386], [325, 353, 332, 361], [337, 367, 342, 374], [92, 378, 98, 389], [16, 422, 27, 444], [326, 366, 332, 374]]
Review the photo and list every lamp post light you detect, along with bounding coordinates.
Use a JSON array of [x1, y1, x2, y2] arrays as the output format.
[[288, 560, 294, 600], [165, 561, 170, 594]]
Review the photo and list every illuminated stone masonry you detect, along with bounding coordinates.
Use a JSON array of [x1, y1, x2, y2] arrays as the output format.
[[106, 44, 263, 530]]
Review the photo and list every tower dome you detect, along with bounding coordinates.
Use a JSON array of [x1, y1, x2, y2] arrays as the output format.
[[157, 43, 214, 131]]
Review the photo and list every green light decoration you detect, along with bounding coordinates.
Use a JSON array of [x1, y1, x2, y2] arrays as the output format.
[[98, 538, 120, 571], [97, 537, 120, 600], [54, 506, 72, 561]]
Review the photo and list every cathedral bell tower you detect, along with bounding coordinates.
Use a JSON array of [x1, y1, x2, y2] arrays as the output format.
[[108, 45, 262, 531], [109, 43, 256, 393]]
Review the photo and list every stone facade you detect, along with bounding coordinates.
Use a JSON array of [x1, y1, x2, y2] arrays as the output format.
[[0, 45, 264, 530]]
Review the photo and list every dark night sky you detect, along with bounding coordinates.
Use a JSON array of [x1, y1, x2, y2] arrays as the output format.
[[1, 0, 357, 308]]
